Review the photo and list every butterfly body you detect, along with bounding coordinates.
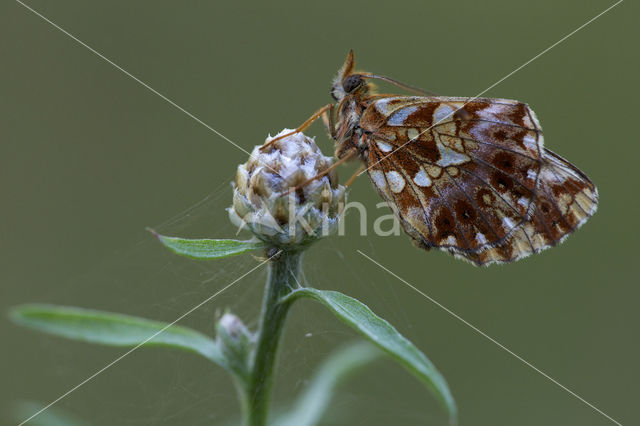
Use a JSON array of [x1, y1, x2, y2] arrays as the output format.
[[320, 51, 597, 265]]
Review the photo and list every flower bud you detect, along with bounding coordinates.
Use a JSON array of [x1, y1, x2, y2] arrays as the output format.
[[228, 129, 346, 249], [216, 312, 253, 377]]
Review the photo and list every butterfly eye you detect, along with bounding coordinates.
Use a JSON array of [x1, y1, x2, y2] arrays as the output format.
[[342, 75, 363, 93]]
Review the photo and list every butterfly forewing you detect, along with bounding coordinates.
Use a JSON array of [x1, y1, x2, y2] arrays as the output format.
[[361, 96, 597, 265]]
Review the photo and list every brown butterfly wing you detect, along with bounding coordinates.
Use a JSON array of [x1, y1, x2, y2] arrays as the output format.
[[468, 148, 598, 265], [361, 97, 597, 265]]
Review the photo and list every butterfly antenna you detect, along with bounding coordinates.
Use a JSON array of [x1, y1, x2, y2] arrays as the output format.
[[360, 73, 441, 97]]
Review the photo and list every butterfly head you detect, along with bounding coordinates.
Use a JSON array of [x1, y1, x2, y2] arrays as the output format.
[[330, 50, 369, 102]]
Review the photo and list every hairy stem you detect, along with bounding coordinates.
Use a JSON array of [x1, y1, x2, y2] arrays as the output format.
[[244, 250, 302, 426]]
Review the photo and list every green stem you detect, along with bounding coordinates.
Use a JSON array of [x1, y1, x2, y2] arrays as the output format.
[[245, 250, 302, 426]]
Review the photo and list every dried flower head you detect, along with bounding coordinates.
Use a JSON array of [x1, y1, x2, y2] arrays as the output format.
[[228, 129, 345, 249]]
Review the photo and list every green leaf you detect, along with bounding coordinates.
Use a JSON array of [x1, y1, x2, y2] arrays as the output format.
[[149, 228, 264, 259], [282, 288, 457, 424], [275, 341, 383, 426], [9, 304, 227, 368]]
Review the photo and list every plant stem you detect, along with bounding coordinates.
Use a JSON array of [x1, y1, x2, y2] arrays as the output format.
[[245, 250, 302, 426]]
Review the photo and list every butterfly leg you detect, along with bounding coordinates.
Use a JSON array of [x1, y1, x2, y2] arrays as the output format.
[[261, 103, 334, 151], [320, 103, 336, 138], [344, 164, 366, 187], [281, 149, 357, 196]]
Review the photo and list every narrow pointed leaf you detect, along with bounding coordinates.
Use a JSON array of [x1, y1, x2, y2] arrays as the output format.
[[275, 341, 383, 426], [10, 304, 227, 368], [282, 288, 457, 424], [149, 229, 264, 259]]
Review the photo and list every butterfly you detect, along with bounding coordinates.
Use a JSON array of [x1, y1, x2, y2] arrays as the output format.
[[266, 51, 598, 266]]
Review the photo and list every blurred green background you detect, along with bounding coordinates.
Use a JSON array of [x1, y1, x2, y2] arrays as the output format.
[[1, 0, 637, 425]]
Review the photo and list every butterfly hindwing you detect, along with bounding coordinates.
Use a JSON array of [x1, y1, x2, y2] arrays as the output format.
[[361, 97, 598, 265], [468, 148, 598, 265]]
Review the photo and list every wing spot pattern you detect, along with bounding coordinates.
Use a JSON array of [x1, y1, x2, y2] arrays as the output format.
[[386, 171, 406, 193], [413, 168, 432, 187]]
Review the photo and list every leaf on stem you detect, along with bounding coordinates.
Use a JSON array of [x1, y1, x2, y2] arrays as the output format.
[[9, 304, 229, 369], [282, 288, 457, 424], [274, 341, 383, 426], [148, 229, 264, 259]]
